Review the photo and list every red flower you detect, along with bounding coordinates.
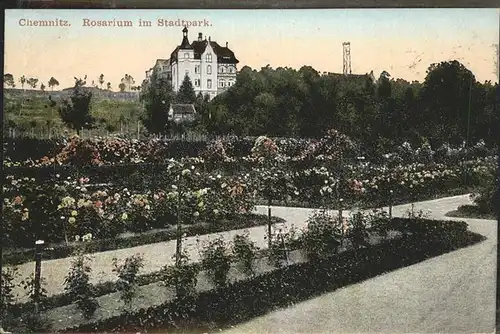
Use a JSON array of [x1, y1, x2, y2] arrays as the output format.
[[95, 200, 103, 208]]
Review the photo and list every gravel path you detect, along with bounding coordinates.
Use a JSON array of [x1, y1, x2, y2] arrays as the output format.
[[223, 194, 497, 334]]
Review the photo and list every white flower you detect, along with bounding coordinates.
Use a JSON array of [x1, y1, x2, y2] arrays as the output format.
[[193, 211, 200, 217], [75, 235, 80, 242], [217, 174, 221, 179], [213, 209, 219, 215], [172, 185, 178, 190]]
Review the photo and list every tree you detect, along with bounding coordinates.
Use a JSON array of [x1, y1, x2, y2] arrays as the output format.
[[121, 74, 135, 91], [176, 74, 196, 104], [419, 60, 476, 146], [377, 71, 392, 100], [19, 75, 27, 89], [118, 83, 126, 92], [140, 72, 174, 134], [107, 82, 112, 90], [40, 83, 46, 92], [58, 76, 95, 135], [98, 74, 105, 89], [27, 77, 39, 89], [48, 77, 59, 91], [3, 73, 15, 88]]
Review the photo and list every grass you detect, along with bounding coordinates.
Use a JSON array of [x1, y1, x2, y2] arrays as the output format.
[[3, 91, 144, 137], [445, 204, 497, 220]]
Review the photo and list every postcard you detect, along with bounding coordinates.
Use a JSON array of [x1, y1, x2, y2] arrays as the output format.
[[2, 8, 498, 334]]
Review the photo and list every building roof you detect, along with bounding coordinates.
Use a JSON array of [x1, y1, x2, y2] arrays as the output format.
[[170, 104, 196, 115], [155, 59, 170, 67], [170, 28, 239, 65]]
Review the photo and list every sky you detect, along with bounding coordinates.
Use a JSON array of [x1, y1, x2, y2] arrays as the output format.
[[4, 9, 499, 90]]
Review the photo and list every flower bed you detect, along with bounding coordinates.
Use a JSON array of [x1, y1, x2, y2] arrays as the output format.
[[9, 216, 484, 333], [2, 162, 257, 249], [3, 155, 495, 252]]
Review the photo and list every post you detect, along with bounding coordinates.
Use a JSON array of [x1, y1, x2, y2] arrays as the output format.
[[268, 198, 272, 249], [175, 187, 182, 266], [338, 198, 344, 223], [389, 190, 393, 218], [464, 76, 473, 187], [137, 120, 140, 140], [34, 240, 45, 314], [339, 198, 344, 246], [280, 234, 288, 265]]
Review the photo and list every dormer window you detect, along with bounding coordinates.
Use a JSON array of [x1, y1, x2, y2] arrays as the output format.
[[206, 53, 212, 62]]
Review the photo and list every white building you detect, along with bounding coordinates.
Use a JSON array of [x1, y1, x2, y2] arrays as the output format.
[[146, 27, 239, 100]]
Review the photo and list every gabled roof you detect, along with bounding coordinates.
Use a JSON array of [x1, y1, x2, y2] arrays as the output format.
[[170, 29, 239, 65], [155, 59, 170, 68]]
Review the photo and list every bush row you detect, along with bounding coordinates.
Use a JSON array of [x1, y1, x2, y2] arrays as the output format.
[[60, 217, 484, 333]]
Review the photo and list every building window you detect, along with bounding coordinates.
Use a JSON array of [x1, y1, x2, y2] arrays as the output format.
[[229, 67, 233, 73], [207, 65, 212, 74], [184, 53, 189, 59], [221, 67, 225, 73], [219, 80, 223, 87], [195, 65, 200, 74], [207, 79, 212, 89], [195, 79, 200, 87], [206, 53, 212, 62]]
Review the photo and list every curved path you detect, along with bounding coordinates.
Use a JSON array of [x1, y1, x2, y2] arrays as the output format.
[[224, 195, 497, 334], [10, 194, 497, 334]]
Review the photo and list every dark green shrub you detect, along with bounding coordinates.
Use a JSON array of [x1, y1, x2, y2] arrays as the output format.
[[231, 231, 259, 275], [301, 211, 342, 260], [199, 236, 232, 289], [63, 240, 99, 319], [345, 211, 370, 250], [112, 254, 145, 311]]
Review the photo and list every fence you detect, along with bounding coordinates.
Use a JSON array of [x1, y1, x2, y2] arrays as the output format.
[[2, 124, 215, 141]]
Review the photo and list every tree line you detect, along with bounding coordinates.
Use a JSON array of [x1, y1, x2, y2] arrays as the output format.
[[3, 73, 141, 92], [139, 60, 497, 151], [203, 61, 498, 151]]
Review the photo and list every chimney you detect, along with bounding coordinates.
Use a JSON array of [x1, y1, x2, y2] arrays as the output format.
[[226, 42, 228, 47], [198, 32, 202, 41], [208, 36, 211, 42]]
